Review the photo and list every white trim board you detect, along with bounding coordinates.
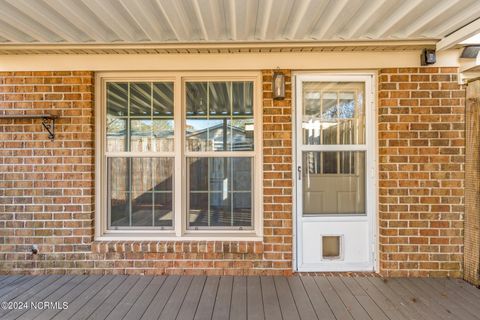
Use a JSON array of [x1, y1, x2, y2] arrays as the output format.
[[0, 49, 460, 71]]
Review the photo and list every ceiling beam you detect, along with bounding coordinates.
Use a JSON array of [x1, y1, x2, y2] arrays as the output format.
[[437, 18, 480, 51]]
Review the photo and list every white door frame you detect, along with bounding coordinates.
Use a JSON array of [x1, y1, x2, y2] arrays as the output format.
[[293, 73, 377, 272]]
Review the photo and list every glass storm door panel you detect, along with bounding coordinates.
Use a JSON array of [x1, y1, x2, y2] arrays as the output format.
[[296, 75, 375, 272]]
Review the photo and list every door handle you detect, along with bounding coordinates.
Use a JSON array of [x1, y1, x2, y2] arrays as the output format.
[[297, 166, 302, 180]]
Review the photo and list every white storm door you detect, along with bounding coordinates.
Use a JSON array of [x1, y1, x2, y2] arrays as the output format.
[[295, 74, 376, 272]]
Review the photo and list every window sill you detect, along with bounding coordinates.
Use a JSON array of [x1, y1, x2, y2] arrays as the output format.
[[95, 232, 263, 242]]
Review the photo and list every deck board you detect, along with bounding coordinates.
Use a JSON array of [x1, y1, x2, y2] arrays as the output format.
[[341, 277, 388, 320], [380, 277, 437, 320], [274, 276, 300, 320], [315, 276, 354, 320], [50, 275, 119, 320], [136, 275, 172, 320], [87, 275, 140, 320], [327, 276, 371, 320], [419, 278, 479, 320], [194, 276, 220, 320], [230, 276, 247, 320], [246, 276, 264, 320], [260, 276, 282, 320], [300, 276, 336, 320], [177, 276, 206, 320], [393, 279, 453, 320], [1, 275, 72, 320], [159, 276, 194, 320], [17, 276, 87, 320], [212, 276, 233, 320], [0, 274, 477, 320], [104, 276, 154, 320], [287, 277, 318, 320]]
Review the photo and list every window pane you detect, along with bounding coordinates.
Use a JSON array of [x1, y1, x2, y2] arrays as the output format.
[[130, 82, 151, 116], [153, 83, 174, 116], [187, 157, 253, 229], [153, 119, 174, 152], [130, 119, 152, 152], [132, 192, 153, 226], [232, 192, 252, 226], [107, 82, 128, 116], [302, 151, 365, 215], [108, 157, 173, 228], [106, 81, 174, 153], [186, 82, 207, 116], [131, 158, 153, 192], [154, 193, 173, 227], [153, 158, 174, 191], [109, 157, 130, 192], [303, 82, 365, 145], [107, 83, 128, 152], [209, 82, 230, 116], [186, 81, 254, 152], [233, 82, 253, 116], [232, 157, 251, 191], [110, 192, 129, 227]]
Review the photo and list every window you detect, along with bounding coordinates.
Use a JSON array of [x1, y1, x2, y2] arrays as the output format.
[[96, 72, 261, 239], [301, 81, 366, 215], [185, 81, 254, 229]]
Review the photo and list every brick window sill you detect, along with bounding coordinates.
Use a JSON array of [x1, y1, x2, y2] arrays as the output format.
[[91, 239, 265, 254]]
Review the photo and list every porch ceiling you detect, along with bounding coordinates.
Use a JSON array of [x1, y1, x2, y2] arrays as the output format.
[[0, 0, 479, 46]]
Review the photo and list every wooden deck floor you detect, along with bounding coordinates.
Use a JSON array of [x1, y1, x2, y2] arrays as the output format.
[[0, 275, 478, 320]]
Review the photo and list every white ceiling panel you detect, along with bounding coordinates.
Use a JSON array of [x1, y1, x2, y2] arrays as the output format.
[[0, 0, 479, 44]]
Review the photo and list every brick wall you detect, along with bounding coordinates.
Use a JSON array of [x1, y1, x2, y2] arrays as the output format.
[[378, 67, 465, 277], [0, 71, 95, 272], [0, 70, 294, 275], [0, 67, 467, 277]]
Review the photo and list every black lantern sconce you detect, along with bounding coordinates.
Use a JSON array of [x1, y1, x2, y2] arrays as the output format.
[[273, 71, 285, 100]]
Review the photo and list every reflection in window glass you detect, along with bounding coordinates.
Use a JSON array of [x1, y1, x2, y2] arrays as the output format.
[[187, 157, 253, 228], [322, 92, 337, 120], [186, 81, 254, 152], [302, 82, 365, 145], [106, 81, 174, 153], [108, 157, 173, 228], [107, 83, 128, 152], [130, 82, 151, 116]]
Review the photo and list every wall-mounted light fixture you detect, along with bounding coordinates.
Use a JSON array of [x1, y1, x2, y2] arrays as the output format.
[[273, 71, 285, 100]]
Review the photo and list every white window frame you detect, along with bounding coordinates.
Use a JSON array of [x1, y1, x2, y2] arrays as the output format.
[[95, 71, 263, 241]]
